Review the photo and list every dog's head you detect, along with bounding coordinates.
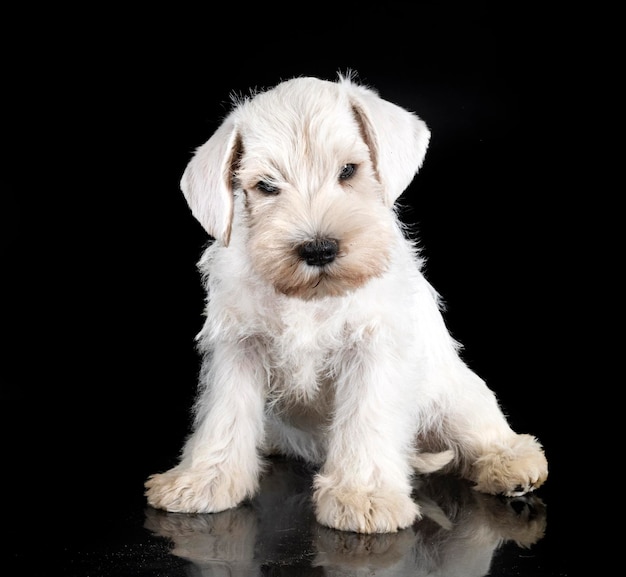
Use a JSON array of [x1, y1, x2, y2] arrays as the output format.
[[181, 74, 430, 300]]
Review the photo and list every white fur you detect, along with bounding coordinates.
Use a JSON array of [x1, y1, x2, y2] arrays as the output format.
[[145, 73, 548, 533]]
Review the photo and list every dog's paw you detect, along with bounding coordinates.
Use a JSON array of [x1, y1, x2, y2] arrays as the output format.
[[313, 475, 420, 533], [144, 466, 258, 514], [470, 434, 548, 497]]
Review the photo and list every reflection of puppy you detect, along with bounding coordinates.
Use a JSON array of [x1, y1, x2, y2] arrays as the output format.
[[404, 475, 546, 576], [314, 477, 547, 576], [145, 73, 548, 533], [144, 507, 259, 575], [144, 458, 317, 574], [145, 458, 547, 576]]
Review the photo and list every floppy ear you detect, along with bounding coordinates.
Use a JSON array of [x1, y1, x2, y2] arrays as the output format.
[[343, 79, 430, 206], [180, 114, 239, 246]]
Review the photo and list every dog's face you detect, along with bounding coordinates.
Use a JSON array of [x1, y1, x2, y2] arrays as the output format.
[[235, 83, 397, 300], [181, 75, 431, 300]]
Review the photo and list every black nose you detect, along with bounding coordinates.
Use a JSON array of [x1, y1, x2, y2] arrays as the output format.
[[298, 238, 338, 266]]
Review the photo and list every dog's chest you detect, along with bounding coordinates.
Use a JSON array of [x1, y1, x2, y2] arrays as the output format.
[[263, 300, 348, 402]]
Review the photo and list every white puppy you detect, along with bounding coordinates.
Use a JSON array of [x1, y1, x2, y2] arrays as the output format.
[[145, 73, 548, 534]]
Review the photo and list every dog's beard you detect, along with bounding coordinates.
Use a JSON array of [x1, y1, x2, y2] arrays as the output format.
[[246, 200, 395, 301]]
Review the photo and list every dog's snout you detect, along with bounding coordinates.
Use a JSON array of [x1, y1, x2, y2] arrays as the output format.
[[298, 239, 339, 266]]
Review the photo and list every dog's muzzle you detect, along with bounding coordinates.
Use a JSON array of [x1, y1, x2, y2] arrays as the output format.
[[298, 238, 338, 267]]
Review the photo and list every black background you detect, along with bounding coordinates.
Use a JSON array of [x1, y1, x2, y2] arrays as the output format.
[[4, 4, 575, 573]]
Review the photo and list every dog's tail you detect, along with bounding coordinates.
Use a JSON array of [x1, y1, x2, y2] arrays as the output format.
[[410, 449, 455, 473]]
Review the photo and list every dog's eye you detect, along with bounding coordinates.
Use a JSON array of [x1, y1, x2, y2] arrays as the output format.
[[255, 180, 280, 195], [339, 163, 357, 181]]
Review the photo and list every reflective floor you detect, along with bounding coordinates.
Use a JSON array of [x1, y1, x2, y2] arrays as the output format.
[[6, 454, 567, 576]]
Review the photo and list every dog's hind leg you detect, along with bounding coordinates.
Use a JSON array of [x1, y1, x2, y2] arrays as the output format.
[[468, 432, 548, 497], [440, 364, 548, 497]]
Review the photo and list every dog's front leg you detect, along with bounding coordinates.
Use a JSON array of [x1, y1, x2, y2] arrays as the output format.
[[145, 339, 266, 514], [313, 343, 420, 533]]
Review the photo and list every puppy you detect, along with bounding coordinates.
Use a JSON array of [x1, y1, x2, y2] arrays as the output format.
[[145, 73, 548, 533]]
